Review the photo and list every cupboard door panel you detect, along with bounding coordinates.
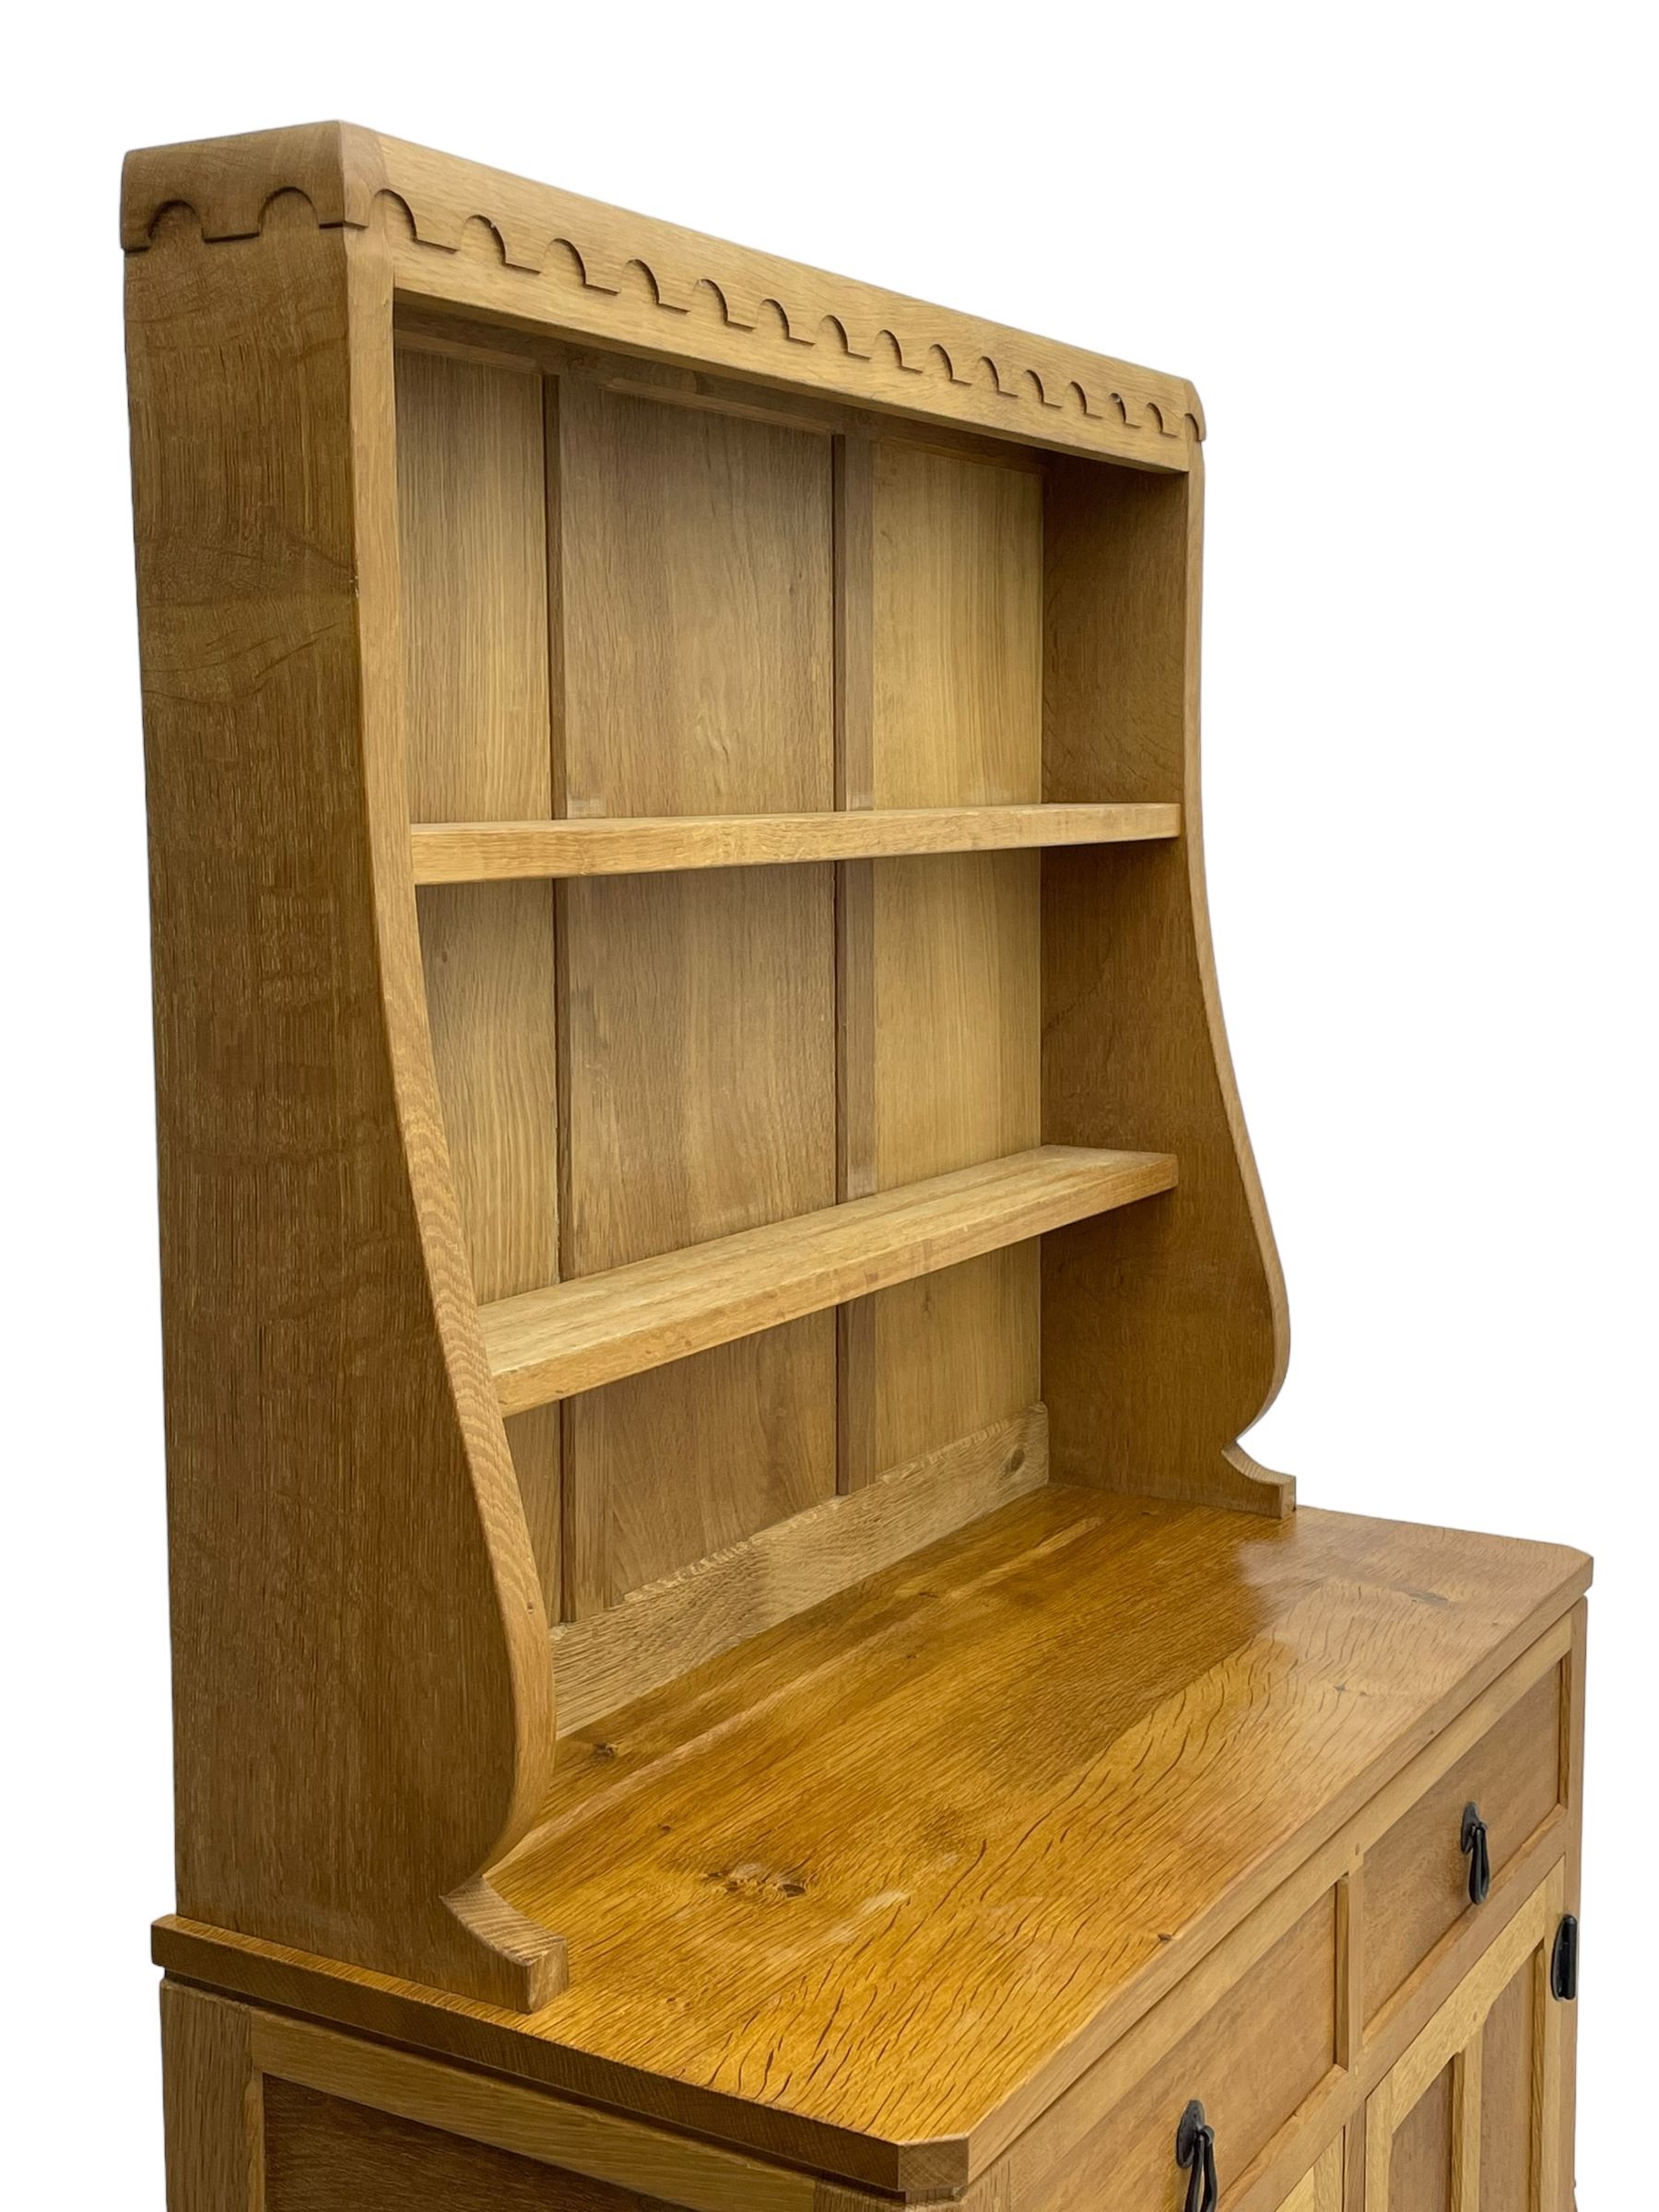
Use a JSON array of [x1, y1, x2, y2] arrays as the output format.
[[1389, 2063, 1455, 2212], [1479, 1958, 1537, 2212], [1273, 2136, 1345, 2212], [1365, 1868, 1565, 2212]]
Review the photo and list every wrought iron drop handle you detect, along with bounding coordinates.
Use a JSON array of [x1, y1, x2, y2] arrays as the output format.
[[1461, 1802, 1491, 1905], [1176, 2099, 1220, 2212]]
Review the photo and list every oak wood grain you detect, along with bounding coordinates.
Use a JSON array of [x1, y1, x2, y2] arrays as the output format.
[[161, 1984, 264, 2211], [482, 1147, 1177, 1413], [409, 802, 1181, 880], [126, 197, 559, 2008], [549, 1405, 1047, 1735], [253, 2010, 809, 2212], [397, 341, 563, 1616], [1361, 1665, 1562, 2025], [553, 381, 840, 1612], [1363, 1865, 1564, 2212], [1012, 1892, 1336, 2212], [558, 380, 833, 819], [867, 439, 1044, 1465], [262, 2078, 679, 2212], [1041, 452, 1292, 1514], [123, 129, 1592, 2212], [125, 127, 1204, 473], [1273, 2137, 1345, 2212], [152, 1504, 1587, 2193]]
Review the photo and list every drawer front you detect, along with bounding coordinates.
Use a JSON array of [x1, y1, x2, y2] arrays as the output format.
[[1035, 1890, 1337, 2212], [1361, 1664, 1563, 2023]]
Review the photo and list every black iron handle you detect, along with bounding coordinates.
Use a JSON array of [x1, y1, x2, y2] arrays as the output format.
[[1461, 1802, 1491, 1905], [1176, 2099, 1219, 2212]]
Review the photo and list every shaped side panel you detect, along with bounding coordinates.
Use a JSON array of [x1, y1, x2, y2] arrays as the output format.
[[1041, 449, 1292, 1514], [126, 199, 562, 2005]]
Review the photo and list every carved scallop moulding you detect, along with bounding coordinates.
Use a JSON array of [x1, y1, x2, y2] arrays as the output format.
[[121, 121, 1205, 471]]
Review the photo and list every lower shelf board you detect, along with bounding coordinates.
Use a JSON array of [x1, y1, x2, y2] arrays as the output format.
[[479, 1144, 1177, 1414], [409, 801, 1182, 882]]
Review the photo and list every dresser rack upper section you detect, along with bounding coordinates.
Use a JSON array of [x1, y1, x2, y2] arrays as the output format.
[[121, 121, 1204, 474], [124, 121, 1286, 2021]]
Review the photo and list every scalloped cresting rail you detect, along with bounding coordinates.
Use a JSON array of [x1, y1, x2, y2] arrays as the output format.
[[121, 122, 1203, 469]]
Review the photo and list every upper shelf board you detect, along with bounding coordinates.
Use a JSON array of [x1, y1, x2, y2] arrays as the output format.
[[411, 803, 1182, 883], [481, 1145, 1177, 1414]]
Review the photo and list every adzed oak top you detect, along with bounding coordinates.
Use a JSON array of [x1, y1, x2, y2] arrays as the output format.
[[157, 1494, 1588, 2184]]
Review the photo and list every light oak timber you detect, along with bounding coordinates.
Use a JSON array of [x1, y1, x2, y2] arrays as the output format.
[[548, 1404, 1047, 1735], [1363, 1865, 1566, 2212], [1479, 1932, 1540, 2212], [122, 124, 1592, 2212], [394, 313, 1067, 486], [263, 2084, 682, 2212], [397, 339, 564, 1620], [971, 1812, 1572, 2212], [153, 1500, 1586, 2195], [482, 1145, 1176, 1414], [957, 1610, 1579, 2189], [158, 1808, 1571, 2212], [1274, 2138, 1344, 2212], [1041, 453, 1293, 1517], [125, 192, 560, 2011], [1558, 1600, 1588, 2212], [123, 125, 1203, 472], [1361, 1660, 1563, 2024], [551, 370, 841, 1619], [998, 1890, 1339, 2212], [865, 437, 1045, 1473], [252, 2009, 815, 2212], [832, 431, 879, 1494], [409, 802, 1181, 881], [160, 1984, 265, 2212]]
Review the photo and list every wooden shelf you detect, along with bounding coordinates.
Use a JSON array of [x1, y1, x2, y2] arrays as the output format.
[[410, 802, 1181, 883], [480, 1144, 1176, 1413]]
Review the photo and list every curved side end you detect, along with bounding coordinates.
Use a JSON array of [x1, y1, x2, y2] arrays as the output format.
[[348, 219, 563, 1964], [1041, 440, 1291, 1515], [443, 1877, 570, 2012], [1219, 1441, 1296, 1520]]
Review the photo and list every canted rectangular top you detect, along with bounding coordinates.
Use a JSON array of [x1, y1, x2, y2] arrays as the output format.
[[154, 1494, 1588, 2197], [120, 121, 1203, 469]]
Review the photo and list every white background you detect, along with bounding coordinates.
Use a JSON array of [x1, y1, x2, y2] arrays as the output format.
[[3, 6, 1653, 2201]]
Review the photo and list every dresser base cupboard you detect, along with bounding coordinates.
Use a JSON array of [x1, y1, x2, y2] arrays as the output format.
[[122, 124, 1589, 2212]]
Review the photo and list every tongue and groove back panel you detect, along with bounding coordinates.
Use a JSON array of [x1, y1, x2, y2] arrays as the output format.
[[864, 441, 1043, 1477], [395, 337, 1046, 1630], [396, 347, 564, 1610]]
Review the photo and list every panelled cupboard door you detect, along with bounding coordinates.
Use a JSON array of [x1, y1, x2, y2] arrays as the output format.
[[1274, 2136, 1345, 2212], [1364, 1868, 1570, 2212]]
